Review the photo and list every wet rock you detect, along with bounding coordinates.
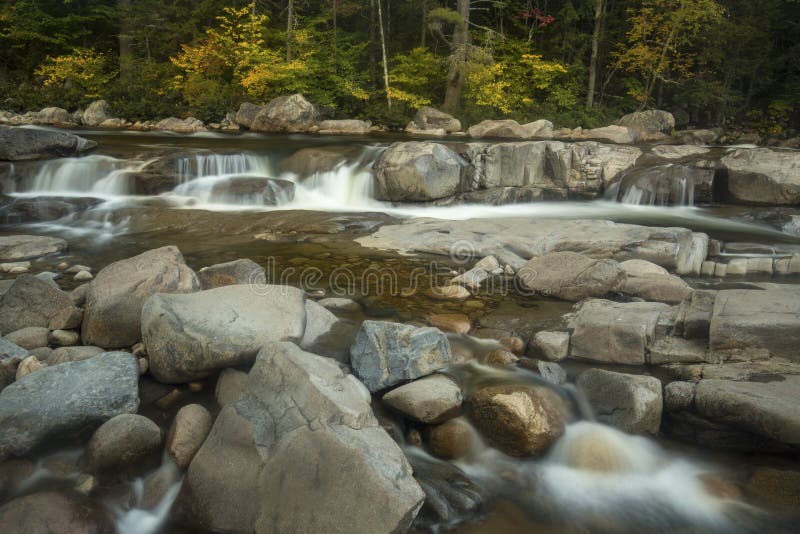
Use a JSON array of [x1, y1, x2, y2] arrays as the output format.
[[234, 102, 263, 129], [250, 94, 320, 133], [618, 109, 675, 135], [15, 355, 45, 380], [537, 361, 567, 385], [166, 404, 213, 469], [143, 285, 338, 383], [83, 414, 162, 481], [469, 385, 567, 457], [48, 329, 79, 347], [155, 116, 206, 133], [569, 299, 672, 364], [620, 259, 693, 304], [551, 421, 645, 472], [317, 119, 371, 134], [0, 351, 139, 460], [0, 491, 115, 534], [357, 218, 707, 275], [427, 285, 470, 300], [664, 376, 800, 452], [485, 349, 518, 367], [4, 326, 49, 349], [721, 148, 800, 205], [516, 252, 625, 301], [500, 336, 525, 355], [82, 100, 111, 126], [408, 107, 461, 133], [382, 374, 462, 424], [49, 346, 104, 365], [528, 331, 569, 361], [374, 141, 466, 201], [82, 246, 200, 348], [577, 369, 662, 434], [197, 258, 266, 289], [0, 234, 67, 261], [709, 288, 800, 361], [427, 313, 471, 334], [179, 342, 424, 533], [426, 418, 477, 460], [0, 261, 29, 273], [0, 126, 95, 160], [318, 297, 361, 313], [350, 321, 453, 392], [215, 368, 248, 408], [279, 146, 356, 178], [205, 175, 294, 205], [745, 467, 800, 511]]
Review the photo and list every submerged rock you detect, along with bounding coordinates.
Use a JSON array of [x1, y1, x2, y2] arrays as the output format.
[[0, 235, 67, 261], [197, 258, 266, 289], [179, 342, 424, 533], [350, 321, 453, 392], [577, 368, 663, 434], [0, 351, 139, 461], [82, 246, 199, 348]]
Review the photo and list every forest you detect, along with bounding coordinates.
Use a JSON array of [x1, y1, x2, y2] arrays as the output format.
[[1, 0, 799, 133]]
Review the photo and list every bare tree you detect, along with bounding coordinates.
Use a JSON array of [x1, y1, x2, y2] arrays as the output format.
[[442, 0, 470, 113], [586, 0, 605, 108], [376, 0, 391, 110]]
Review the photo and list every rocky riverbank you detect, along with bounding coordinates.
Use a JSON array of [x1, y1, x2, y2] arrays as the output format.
[[0, 230, 799, 532]]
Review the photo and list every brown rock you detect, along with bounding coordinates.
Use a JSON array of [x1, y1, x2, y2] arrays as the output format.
[[15, 355, 45, 380], [166, 404, 214, 468], [485, 349, 518, 367], [426, 418, 477, 460], [427, 313, 471, 334]]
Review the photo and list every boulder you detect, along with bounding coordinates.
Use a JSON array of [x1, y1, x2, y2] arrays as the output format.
[[523, 119, 554, 138], [409, 107, 461, 133], [83, 414, 162, 481], [469, 385, 567, 457], [577, 369, 662, 434], [178, 342, 425, 533], [155, 116, 206, 133], [528, 331, 569, 361], [215, 368, 248, 408], [650, 145, 710, 159], [317, 119, 371, 134], [664, 376, 800, 452], [674, 129, 718, 145], [426, 417, 477, 460], [49, 345, 104, 365], [0, 351, 139, 460], [0, 338, 27, 388], [350, 321, 453, 392], [569, 299, 672, 364], [620, 259, 693, 304], [48, 329, 79, 347], [4, 327, 49, 349], [516, 251, 626, 301], [279, 146, 356, 178], [197, 258, 266, 289], [0, 492, 115, 534], [166, 404, 213, 468], [0, 275, 75, 334], [709, 288, 800, 361], [82, 246, 199, 348], [250, 94, 320, 133], [0, 235, 67, 261], [618, 109, 675, 135], [468, 119, 531, 139], [234, 102, 264, 129], [82, 100, 111, 127], [0, 126, 97, 161], [580, 125, 636, 144], [373, 141, 465, 201], [317, 297, 361, 313], [48, 305, 83, 330], [142, 285, 338, 383], [15, 355, 45, 380], [382, 374, 462, 424], [36, 107, 74, 126], [721, 148, 800, 205]]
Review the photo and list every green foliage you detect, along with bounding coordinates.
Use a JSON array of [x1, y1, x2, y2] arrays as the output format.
[[34, 48, 117, 109], [389, 47, 446, 111]]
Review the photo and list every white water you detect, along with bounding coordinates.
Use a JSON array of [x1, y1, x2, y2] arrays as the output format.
[[23, 155, 141, 197]]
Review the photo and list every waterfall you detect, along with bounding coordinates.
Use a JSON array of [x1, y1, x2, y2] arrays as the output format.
[[612, 164, 712, 206], [175, 152, 275, 183], [23, 155, 139, 196]]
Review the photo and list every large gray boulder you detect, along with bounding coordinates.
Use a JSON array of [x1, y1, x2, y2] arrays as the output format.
[[569, 299, 672, 364], [577, 368, 662, 434], [409, 107, 461, 133], [0, 235, 67, 261], [664, 376, 800, 452], [82, 100, 111, 127], [0, 351, 139, 460], [618, 109, 675, 135], [250, 94, 320, 133], [721, 148, 800, 205], [81, 246, 199, 348], [0, 275, 76, 334], [350, 321, 453, 392], [516, 251, 626, 301], [709, 288, 800, 361], [234, 102, 264, 129], [357, 218, 707, 275], [0, 125, 96, 160], [373, 141, 465, 201], [142, 285, 340, 383], [178, 342, 425, 533]]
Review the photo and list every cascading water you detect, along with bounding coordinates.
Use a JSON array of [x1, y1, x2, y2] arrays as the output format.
[[21, 155, 142, 197], [611, 164, 715, 206]]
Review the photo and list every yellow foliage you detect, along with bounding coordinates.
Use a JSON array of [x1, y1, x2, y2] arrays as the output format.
[[35, 48, 116, 99]]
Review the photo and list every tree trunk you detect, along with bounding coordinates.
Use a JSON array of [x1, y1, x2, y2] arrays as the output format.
[[118, 0, 133, 79], [377, 0, 392, 110], [286, 0, 295, 61], [332, 0, 338, 71], [638, 23, 677, 111], [421, 0, 429, 47], [442, 0, 470, 113], [586, 0, 604, 108]]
